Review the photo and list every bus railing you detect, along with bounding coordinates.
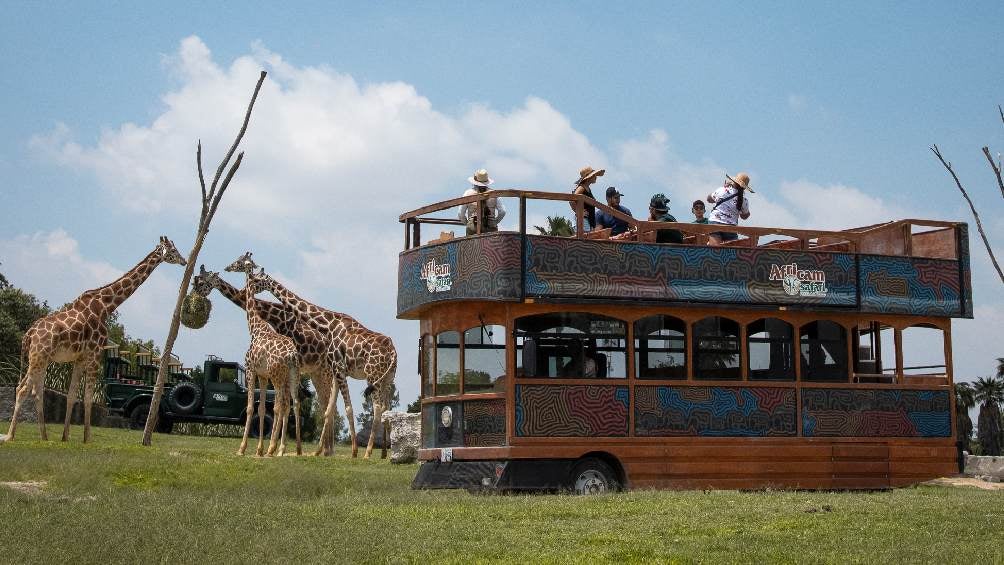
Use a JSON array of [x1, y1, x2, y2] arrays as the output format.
[[399, 189, 963, 259]]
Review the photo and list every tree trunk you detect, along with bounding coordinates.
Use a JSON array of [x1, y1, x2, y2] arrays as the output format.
[[977, 402, 1002, 456]]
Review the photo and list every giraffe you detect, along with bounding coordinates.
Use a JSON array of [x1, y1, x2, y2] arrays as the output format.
[[252, 267, 398, 459], [224, 254, 303, 457], [4, 237, 186, 443], [192, 265, 351, 456]]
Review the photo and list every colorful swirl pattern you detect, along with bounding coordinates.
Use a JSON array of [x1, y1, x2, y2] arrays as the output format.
[[858, 256, 962, 317], [801, 388, 951, 437], [634, 386, 797, 436], [463, 399, 507, 447], [515, 385, 630, 437]]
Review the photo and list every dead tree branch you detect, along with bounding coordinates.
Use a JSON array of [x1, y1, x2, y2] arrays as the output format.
[[143, 71, 267, 445], [931, 144, 1004, 285]]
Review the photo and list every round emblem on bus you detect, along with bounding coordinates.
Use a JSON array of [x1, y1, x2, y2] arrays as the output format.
[[440, 405, 453, 427]]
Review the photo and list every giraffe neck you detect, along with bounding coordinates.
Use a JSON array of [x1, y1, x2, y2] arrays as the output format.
[[257, 273, 325, 322], [243, 276, 271, 337], [216, 277, 294, 334], [94, 249, 163, 311]]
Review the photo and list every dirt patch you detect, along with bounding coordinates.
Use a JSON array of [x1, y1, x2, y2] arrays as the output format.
[[0, 480, 47, 496], [922, 477, 1004, 491]]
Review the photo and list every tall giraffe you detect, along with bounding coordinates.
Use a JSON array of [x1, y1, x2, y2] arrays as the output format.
[[4, 237, 186, 443], [192, 265, 351, 456], [225, 255, 303, 457], [252, 268, 397, 459]]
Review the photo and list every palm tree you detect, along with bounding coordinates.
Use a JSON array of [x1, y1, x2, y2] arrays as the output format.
[[954, 382, 976, 449], [973, 376, 1004, 456], [534, 215, 574, 237], [997, 357, 1004, 378]]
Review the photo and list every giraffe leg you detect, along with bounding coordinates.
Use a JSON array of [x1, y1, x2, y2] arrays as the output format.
[[6, 363, 42, 441], [312, 374, 331, 456], [365, 388, 387, 460], [256, 381, 268, 457], [238, 367, 257, 456], [33, 369, 48, 441], [289, 368, 302, 456], [269, 380, 287, 457], [324, 373, 343, 456], [82, 364, 96, 444], [340, 377, 358, 458], [61, 363, 84, 441]]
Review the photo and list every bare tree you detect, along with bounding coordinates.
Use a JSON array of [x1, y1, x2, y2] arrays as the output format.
[[142, 71, 267, 445], [931, 105, 1004, 285]]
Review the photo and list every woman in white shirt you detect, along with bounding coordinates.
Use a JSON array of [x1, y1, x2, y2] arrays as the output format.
[[706, 172, 753, 245], [458, 168, 506, 235]]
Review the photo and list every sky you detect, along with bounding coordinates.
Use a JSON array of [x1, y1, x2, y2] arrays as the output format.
[[1, 2, 1003, 409]]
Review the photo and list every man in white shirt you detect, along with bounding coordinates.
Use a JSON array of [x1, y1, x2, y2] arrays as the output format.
[[458, 168, 506, 236], [706, 172, 753, 245]]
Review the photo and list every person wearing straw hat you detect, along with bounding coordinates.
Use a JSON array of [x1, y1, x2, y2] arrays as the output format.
[[706, 172, 753, 245], [458, 168, 506, 236], [570, 166, 605, 231]]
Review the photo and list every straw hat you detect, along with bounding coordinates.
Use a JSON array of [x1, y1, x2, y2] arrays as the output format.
[[468, 168, 493, 187], [577, 166, 606, 185], [726, 172, 755, 193]]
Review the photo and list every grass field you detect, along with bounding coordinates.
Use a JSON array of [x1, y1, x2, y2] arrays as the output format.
[[1, 426, 1002, 564]]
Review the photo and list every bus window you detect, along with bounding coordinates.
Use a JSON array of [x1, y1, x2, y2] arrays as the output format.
[[852, 322, 895, 382], [515, 313, 626, 379], [635, 315, 686, 380], [464, 325, 506, 393], [747, 318, 795, 381], [800, 321, 848, 381], [421, 334, 434, 397], [436, 331, 461, 395], [900, 324, 948, 379], [693, 317, 741, 380]]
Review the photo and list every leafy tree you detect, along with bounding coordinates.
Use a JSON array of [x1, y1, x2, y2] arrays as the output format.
[[955, 382, 976, 449], [534, 215, 574, 237], [357, 383, 400, 432], [406, 397, 421, 413], [0, 277, 51, 369], [973, 376, 1004, 456]]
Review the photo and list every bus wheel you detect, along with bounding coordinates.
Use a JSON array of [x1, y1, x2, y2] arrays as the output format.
[[569, 458, 619, 495]]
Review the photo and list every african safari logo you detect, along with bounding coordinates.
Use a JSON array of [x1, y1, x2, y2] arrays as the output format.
[[769, 263, 828, 297], [421, 258, 453, 293]]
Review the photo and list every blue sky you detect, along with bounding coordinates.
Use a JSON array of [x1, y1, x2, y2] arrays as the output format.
[[2, 2, 1002, 407]]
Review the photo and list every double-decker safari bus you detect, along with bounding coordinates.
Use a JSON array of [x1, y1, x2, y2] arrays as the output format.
[[397, 189, 971, 493]]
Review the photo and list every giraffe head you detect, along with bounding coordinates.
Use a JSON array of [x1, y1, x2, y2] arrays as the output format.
[[224, 251, 259, 275], [157, 236, 187, 266], [248, 267, 271, 295], [192, 265, 222, 297]]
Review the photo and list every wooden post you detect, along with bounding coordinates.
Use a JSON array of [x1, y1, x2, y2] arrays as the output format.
[[575, 197, 584, 236], [476, 200, 484, 235], [894, 327, 904, 384], [404, 220, 411, 250], [413, 221, 421, 247]]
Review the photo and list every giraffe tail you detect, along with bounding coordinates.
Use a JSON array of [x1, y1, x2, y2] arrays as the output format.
[[18, 332, 29, 385]]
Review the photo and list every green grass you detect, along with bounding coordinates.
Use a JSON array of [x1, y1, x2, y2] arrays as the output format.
[[1, 426, 1002, 564]]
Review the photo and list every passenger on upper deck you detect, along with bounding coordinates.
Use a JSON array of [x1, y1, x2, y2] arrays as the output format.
[[571, 166, 605, 231], [458, 168, 506, 236], [691, 199, 709, 224], [706, 172, 753, 245], [649, 193, 683, 244], [595, 187, 634, 236]]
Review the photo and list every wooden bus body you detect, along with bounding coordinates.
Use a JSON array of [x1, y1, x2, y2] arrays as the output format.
[[398, 190, 971, 492]]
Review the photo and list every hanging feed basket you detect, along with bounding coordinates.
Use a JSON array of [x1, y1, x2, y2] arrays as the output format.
[[181, 291, 212, 329]]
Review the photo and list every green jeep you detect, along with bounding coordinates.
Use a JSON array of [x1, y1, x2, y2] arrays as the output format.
[[104, 352, 314, 438]]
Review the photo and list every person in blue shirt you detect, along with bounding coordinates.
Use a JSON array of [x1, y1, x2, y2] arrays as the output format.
[[595, 186, 633, 236]]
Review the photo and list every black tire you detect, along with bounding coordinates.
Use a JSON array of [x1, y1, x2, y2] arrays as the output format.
[[168, 382, 202, 415], [130, 403, 173, 434], [248, 413, 274, 439], [129, 403, 152, 430], [569, 458, 620, 495]]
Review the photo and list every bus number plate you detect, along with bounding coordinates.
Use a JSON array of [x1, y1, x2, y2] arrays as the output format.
[[440, 448, 453, 463]]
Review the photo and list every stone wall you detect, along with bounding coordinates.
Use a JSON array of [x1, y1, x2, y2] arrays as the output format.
[[965, 454, 1004, 482], [0, 386, 107, 426], [382, 411, 420, 464]]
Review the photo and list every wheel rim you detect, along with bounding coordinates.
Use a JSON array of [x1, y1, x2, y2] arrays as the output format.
[[575, 470, 609, 495]]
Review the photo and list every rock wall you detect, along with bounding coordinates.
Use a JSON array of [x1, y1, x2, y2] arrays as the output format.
[[382, 411, 420, 464], [0, 386, 107, 426], [965, 454, 1004, 482]]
